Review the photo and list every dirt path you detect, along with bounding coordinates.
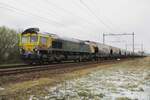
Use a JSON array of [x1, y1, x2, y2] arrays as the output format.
[[0, 57, 149, 100]]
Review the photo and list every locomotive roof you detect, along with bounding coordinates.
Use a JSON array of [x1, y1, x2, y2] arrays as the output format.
[[56, 36, 84, 43], [22, 28, 39, 34]]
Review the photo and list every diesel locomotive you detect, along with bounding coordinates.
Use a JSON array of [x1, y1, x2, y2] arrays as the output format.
[[18, 28, 141, 64]]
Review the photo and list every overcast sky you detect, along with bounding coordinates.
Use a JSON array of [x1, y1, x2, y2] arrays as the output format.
[[0, 0, 150, 52]]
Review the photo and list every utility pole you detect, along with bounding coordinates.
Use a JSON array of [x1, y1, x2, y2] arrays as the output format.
[[132, 32, 135, 53], [141, 43, 143, 56], [103, 33, 105, 44], [125, 44, 127, 51]]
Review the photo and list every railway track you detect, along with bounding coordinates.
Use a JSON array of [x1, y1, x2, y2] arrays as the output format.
[[0, 61, 101, 76], [0, 58, 136, 76]]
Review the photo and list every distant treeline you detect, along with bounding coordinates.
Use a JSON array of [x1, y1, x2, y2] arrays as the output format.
[[0, 26, 22, 64]]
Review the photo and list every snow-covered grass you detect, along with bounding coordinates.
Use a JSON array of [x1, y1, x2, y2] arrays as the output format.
[[30, 58, 150, 100]]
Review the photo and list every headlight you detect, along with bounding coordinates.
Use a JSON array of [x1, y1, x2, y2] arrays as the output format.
[[33, 48, 38, 52], [19, 48, 22, 52], [20, 48, 25, 53]]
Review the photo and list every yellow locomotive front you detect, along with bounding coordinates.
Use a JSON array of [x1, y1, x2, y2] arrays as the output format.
[[19, 28, 52, 64]]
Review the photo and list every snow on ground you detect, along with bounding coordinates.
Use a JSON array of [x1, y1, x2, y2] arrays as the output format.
[[0, 87, 4, 91], [30, 59, 150, 100]]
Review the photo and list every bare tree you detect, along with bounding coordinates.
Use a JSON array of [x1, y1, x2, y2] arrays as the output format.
[[0, 26, 20, 64]]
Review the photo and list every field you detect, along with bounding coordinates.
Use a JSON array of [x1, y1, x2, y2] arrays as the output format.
[[0, 57, 150, 100]]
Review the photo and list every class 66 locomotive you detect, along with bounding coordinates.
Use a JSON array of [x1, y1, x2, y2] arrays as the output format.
[[18, 28, 99, 64], [19, 28, 141, 64]]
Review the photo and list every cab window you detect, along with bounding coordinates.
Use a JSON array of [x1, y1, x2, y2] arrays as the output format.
[[40, 37, 47, 44], [30, 36, 38, 43], [22, 36, 28, 43]]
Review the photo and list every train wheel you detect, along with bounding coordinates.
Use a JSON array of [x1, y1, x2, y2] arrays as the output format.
[[79, 56, 82, 62], [74, 59, 78, 62]]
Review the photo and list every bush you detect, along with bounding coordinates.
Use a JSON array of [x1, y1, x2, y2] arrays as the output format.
[[0, 26, 21, 64]]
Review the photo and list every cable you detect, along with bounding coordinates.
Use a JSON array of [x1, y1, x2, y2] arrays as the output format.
[[17, 0, 90, 32], [17, 0, 64, 22], [87, 0, 120, 32], [13, 0, 101, 34], [0, 2, 64, 26], [79, 0, 115, 32], [0, 2, 86, 33], [43, 0, 99, 27]]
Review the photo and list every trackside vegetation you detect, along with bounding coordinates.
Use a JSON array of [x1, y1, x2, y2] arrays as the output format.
[[0, 26, 21, 64]]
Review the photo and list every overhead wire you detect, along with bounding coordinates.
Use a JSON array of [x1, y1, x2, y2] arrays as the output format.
[[39, 0, 102, 32], [0, 0, 112, 34], [40, 0, 112, 41], [21, 0, 101, 36], [0, 2, 86, 33], [86, 0, 120, 32], [0, 0, 119, 40], [18, 0, 87, 33], [43, 0, 98, 27], [16, 0, 65, 23], [0, 2, 64, 26], [79, 0, 115, 32]]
